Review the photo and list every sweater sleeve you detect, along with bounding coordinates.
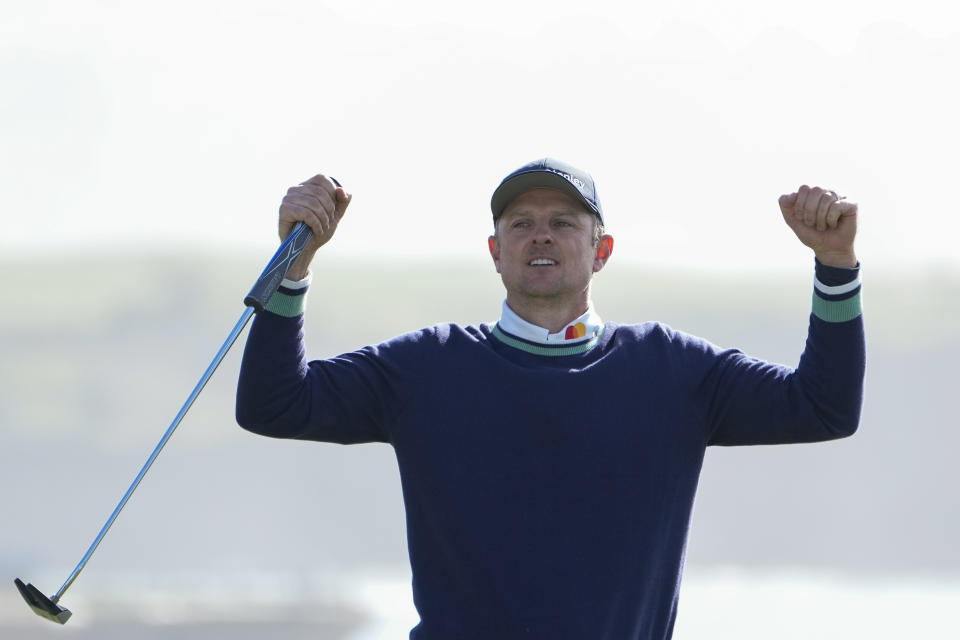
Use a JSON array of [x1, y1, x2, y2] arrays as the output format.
[[703, 260, 865, 446], [235, 298, 420, 445]]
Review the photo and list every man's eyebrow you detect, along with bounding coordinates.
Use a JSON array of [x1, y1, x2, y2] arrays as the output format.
[[502, 208, 586, 218]]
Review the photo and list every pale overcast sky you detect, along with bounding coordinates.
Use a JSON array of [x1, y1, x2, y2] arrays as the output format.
[[2, 0, 958, 268]]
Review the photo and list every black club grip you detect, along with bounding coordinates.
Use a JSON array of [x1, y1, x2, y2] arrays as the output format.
[[242, 222, 314, 313]]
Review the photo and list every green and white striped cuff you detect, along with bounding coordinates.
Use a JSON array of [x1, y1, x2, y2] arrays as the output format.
[[264, 273, 311, 318], [812, 269, 862, 323]]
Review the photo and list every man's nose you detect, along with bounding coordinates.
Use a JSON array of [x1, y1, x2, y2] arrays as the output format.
[[532, 224, 553, 244]]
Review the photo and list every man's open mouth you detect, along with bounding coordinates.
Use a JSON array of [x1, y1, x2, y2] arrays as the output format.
[[528, 258, 557, 266]]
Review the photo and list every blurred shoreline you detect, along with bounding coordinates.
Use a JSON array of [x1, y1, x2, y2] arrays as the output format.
[[3, 567, 958, 639]]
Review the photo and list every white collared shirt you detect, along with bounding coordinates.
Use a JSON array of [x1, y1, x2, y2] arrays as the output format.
[[497, 301, 603, 345]]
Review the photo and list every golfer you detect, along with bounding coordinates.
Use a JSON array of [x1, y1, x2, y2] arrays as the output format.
[[236, 158, 865, 639]]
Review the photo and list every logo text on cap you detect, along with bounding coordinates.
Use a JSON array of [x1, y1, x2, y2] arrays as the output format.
[[548, 168, 585, 190]]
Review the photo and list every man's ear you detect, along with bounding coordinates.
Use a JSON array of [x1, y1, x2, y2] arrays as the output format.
[[594, 235, 614, 272], [488, 235, 501, 273]]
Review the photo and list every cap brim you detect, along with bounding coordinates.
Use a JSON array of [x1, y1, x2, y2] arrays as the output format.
[[491, 172, 600, 221]]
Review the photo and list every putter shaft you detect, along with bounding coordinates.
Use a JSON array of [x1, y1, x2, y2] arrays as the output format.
[[54, 306, 256, 601], [51, 220, 316, 603], [18, 211, 319, 624]]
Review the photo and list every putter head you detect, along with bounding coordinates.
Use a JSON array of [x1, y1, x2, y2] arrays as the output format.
[[13, 579, 72, 624]]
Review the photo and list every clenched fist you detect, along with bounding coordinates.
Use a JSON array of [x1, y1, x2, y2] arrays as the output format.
[[779, 185, 858, 268]]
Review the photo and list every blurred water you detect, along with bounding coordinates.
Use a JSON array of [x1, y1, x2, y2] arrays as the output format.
[[674, 567, 960, 639], [3, 567, 957, 639]]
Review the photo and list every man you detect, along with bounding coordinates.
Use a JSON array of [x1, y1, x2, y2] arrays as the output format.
[[236, 158, 865, 639]]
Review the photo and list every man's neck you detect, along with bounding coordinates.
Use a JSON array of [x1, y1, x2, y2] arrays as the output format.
[[504, 294, 592, 334]]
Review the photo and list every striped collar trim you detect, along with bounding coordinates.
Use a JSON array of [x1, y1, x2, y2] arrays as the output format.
[[498, 301, 603, 345], [491, 324, 606, 356]]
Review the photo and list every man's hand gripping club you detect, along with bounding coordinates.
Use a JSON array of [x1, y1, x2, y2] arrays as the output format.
[[280, 174, 353, 281]]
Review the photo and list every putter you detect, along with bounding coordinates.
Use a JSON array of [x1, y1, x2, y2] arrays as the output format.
[[13, 191, 331, 623]]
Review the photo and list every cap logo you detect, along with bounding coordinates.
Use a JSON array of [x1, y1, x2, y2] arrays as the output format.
[[548, 168, 585, 190]]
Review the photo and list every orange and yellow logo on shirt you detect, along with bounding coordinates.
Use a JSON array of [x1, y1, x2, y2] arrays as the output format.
[[564, 322, 586, 340]]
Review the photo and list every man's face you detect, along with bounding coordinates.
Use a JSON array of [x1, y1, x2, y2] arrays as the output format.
[[488, 188, 613, 307]]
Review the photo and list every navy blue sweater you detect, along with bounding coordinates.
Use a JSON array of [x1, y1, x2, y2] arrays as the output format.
[[236, 264, 864, 639]]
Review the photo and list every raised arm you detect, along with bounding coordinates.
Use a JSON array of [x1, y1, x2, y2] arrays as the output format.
[[705, 185, 865, 446], [235, 174, 397, 444]]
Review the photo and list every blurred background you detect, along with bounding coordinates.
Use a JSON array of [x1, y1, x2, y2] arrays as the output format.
[[2, 1, 958, 638]]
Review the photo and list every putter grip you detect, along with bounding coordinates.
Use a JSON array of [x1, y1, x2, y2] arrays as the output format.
[[243, 222, 315, 313]]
